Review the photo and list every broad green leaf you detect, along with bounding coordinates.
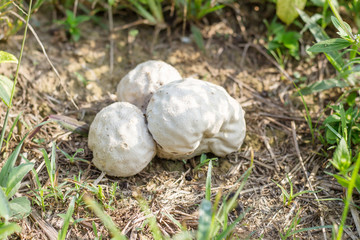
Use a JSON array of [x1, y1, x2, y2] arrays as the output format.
[[298, 10, 344, 71], [326, 127, 338, 144], [324, 114, 341, 124], [9, 197, 31, 219], [5, 163, 34, 197], [331, 16, 352, 38], [326, 172, 350, 188], [298, 78, 348, 95], [6, 183, 20, 201], [310, 0, 324, 6], [326, 123, 342, 139], [276, 0, 307, 25], [0, 51, 18, 64], [282, 31, 301, 49], [307, 38, 351, 53], [346, 91, 358, 106], [0, 75, 14, 107], [268, 41, 281, 50], [332, 138, 351, 172], [0, 222, 21, 239], [0, 137, 27, 187], [58, 197, 75, 240], [0, 188, 10, 221], [197, 200, 212, 240]]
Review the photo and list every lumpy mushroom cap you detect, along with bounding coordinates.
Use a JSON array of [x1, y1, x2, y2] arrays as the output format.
[[88, 102, 156, 176], [116, 60, 182, 112], [146, 78, 246, 160]]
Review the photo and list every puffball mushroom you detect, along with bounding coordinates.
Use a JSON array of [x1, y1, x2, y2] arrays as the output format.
[[146, 78, 246, 160], [117, 60, 182, 112], [88, 102, 156, 177]]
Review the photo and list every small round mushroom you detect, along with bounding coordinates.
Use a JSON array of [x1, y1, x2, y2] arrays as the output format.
[[116, 60, 182, 112], [146, 78, 246, 160], [88, 102, 156, 177]]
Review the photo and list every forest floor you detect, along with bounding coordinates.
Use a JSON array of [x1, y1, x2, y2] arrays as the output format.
[[0, 3, 356, 239]]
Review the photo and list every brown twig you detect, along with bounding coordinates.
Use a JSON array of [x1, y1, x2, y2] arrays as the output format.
[[30, 211, 58, 240], [113, 19, 151, 31]]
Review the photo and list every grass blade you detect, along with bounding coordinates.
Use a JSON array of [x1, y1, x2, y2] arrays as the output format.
[[128, 0, 157, 24], [215, 208, 250, 240], [162, 212, 186, 231], [137, 196, 162, 240], [0, 51, 18, 64], [191, 25, 205, 52], [205, 160, 212, 201], [0, 133, 28, 187], [5, 162, 34, 198], [0, 188, 10, 221], [5, 112, 21, 150], [337, 153, 360, 239], [196, 199, 212, 240], [83, 195, 126, 240], [58, 196, 76, 240], [298, 9, 344, 71], [0, 108, 10, 152]]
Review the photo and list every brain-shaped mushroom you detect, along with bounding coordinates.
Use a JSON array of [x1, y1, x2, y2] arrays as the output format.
[[146, 78, 246, 160], [88, 102, 156, 176], [117, 60, 182, 112]]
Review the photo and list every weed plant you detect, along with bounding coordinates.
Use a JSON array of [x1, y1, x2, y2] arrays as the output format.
[[0, 1, 34, 238]]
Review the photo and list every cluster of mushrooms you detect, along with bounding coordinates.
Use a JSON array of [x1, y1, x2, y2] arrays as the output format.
[[88, 60, 246, 177]]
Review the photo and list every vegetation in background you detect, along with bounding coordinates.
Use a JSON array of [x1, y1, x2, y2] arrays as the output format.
[[175, 0, 225, 22], [297, 0, 360, 238], [276, 0, 307, 25], [264, 17, 301, 66], [57, 9, 91, 41]]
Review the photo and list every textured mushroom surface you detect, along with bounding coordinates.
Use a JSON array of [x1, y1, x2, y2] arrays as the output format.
[[146, 78, 246, 160], [117, 60, 182, 112], [88, 102, 156, 176]]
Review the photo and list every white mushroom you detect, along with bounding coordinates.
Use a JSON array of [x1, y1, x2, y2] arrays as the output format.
[[88, 102, 156, 177], [116, 60, 182, 112], [146, 78, 246, 160]]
